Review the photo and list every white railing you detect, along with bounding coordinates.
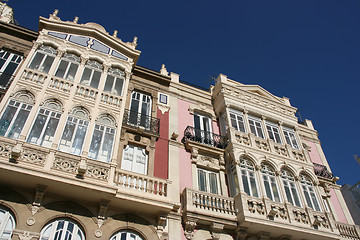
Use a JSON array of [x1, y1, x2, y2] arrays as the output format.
[[49, 77, 73, 93], [21, 69, 47, 84], [336, 222, 360, 239], [114, 169, 168, 196], [100, 92, 122, 107], [76, 85, 98, 100], [182, 188, 236, 216]]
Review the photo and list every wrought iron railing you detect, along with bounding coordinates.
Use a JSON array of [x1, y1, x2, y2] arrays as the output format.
[[182, 126, 226, 149], [123, 109, 160, 135], [313, 163, 334, 179]]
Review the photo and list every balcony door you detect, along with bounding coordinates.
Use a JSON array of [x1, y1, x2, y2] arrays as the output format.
[[194, 113, 212, 144], [129, 91, 151, 129]]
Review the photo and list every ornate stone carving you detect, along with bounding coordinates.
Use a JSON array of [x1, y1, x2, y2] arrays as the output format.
[[21, 149, 46, 165], [269, 204, 288, 220], [184, 221, 196, 240], [292, 150, 305, 161], [255, 139, 270, 151], [274, 145, 288, 156], [248, 199, 265, 215], [292, 209, 309, 224], [235, 134, 250, 145], [52, 157, 79, 173], [0, 142, 12, 158], [86, 165, 109, 180]]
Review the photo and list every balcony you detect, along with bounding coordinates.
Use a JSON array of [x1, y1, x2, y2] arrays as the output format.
[[181, 188, 237, 228], [122, 109, 160, 135], [335, 222, 360, 239], [313, 163, 334, 180], [182, 126, 226, 149]]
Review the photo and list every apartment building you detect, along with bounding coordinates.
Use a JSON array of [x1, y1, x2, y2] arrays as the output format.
[[0, 5, 358, 240]]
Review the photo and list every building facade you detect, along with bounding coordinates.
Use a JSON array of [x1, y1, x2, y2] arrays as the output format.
[[0, 6, 359, 240]]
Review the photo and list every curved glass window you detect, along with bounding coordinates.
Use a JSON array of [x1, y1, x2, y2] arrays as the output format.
[[110, 230, 143, 240], [80, 60, 103, 88], [58, 107, 89, 155], [281, 170, 301, 207], [261, 164, 281, 202], [55, 53, 80, 81], [239, 159, 258, 197], [0, 207, 15, 240], [300, 175, 321, 211], [0, 91, 33, 139], [88, 115, 116, 162], [40, 219, 84, 240], [28, 45, 57, 73], [27, 100, 62, 147], [104, 67, 125, 96]]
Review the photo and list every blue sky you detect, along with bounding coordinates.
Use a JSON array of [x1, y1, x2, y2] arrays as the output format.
[[7, 0, 360, 185]]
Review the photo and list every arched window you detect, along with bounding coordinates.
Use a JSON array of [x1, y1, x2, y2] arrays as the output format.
[[300, 175, 321, 211], [58, 107, 89, 155], [110, 230, 144, 240], [281, 169, 301, 207], [88, 115, 116, 162], [40, 219, 84, 240], [103, 67, 125, 96], [0, 207, 15, 240], [55, 53, 80, 81], [261, 164, 281, 202], [27, 99, 62, 147], [0, 91, 33, 139], [80, 60, 103, 89], [28, 45, 57, 73], [239, 158, 258, 197]]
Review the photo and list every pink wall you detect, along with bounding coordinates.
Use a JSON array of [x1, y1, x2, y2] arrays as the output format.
[[212, 119, 220, 135], [154, 108, 169, 179], [330, 188, 348, 223], [303, 139, 324, 165]]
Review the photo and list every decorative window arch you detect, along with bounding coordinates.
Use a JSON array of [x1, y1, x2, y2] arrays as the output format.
[[58, 107, 90, 155], [261, 163, 281, 202], [28, 45, 57, 73], [27, 99, 63, 147], [239, 158, 258, 197], [88, 114, 116, 162], [55, 53, 80, 81], [110, 230, 144, 240], [300, 174, 321, 211], [281, 169, 301, 207], [0, 207, 16, 240], [80, 59, 103, 89], [40, 218, 85, 240], [0, 91, 34, 139], [104, 67, 125, 96]]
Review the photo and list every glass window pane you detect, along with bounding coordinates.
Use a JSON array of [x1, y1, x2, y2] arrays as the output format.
[[89, 128, 103, 159], [42, 117, 60, 147], [242, 173, 250, 196], [0, 104, 17, 136], [114, 77, 124, 95], [27, 113, 47, 144], [72, 124, 87, 155], [80, 68, 91, 83], [209, 173, 218, 194], [55, 60, 69, 78], [90, 71, 101, 88], [29, 52, 44, 70], [104, 75, 114, 92], [7, 107, 31, 139], [42, 55, 55, 73], [198, 170, 206, 192], [101, 130, 114, 161], [65, 63, 78, 80]]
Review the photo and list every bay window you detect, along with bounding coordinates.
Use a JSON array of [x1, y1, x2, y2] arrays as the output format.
[[300, 175, 321, 211], [58, 107, 89, 155], [240, 158, 258, 197], [88, 115, 116, 162], [0, 95, 33, 139], [198, 168, 219, 194], [261, 164, 281, 202], [248, 116, 264, 138], [80, 60, 103, 88], [55, 53, 80, 81], [281, 170, 301, 207], [122, 145, 148, 175], [28, 45, 57, 73], [283, 127, 299, 149], [103, 67, 125, 95], [229, 110, 246, 133], [27, 100, 62, 147]]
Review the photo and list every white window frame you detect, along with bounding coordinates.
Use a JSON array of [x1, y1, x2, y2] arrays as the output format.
[[0, 99, 32, 139], [103, 67, 125, 96], [0, 208, 15, 240], [300, 175, 321, 211], [110, 231, 143, 240], [266, 122, 282, 144], [0, 49, 23, 88], [229, 110, 246, 133], [40, 219, 85, 240], [283, 127, 299, 149], [128, 91, 152, 129], [80, 60, 103, 89], [261, 164, 281, 202], [239, 159, 259, 197], [122, 145, 148, 175], [248, 116, 264, 138], [54, 53, 80, 81], [28, 45, 57, 73], [197, 168, 220, 194], [281, 170, 302, 207], [27, 105, 62, 147]]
